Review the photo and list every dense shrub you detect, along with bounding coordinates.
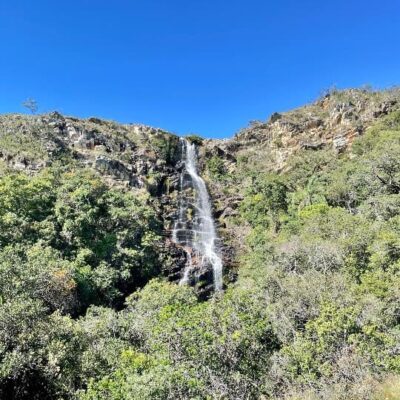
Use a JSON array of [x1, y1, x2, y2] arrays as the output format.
[[1, 108, 400, 399]]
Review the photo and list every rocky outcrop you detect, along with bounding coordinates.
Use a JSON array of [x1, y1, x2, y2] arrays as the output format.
[[202, 88, 400, 173]]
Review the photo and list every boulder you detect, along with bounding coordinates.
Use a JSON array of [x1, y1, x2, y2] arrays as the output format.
[[332, 134, 348, 152]]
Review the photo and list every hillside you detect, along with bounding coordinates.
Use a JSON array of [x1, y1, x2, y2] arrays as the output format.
[[0, 87, 400, 399]]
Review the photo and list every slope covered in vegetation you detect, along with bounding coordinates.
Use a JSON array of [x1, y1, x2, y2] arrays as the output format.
[[0, 89, 400, 399]]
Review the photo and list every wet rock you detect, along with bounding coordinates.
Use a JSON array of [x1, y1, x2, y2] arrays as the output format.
[[161, 241, 188, 282]]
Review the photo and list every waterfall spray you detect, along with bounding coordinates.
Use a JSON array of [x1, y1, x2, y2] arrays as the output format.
[[172, 138, 223, 291]]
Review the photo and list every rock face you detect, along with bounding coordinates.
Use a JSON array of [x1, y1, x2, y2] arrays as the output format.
[[206, 88, 400, 173], [0, 112, 180, 185]]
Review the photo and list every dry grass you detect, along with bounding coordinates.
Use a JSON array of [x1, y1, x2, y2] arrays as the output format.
[[373, 375, 400, 400]]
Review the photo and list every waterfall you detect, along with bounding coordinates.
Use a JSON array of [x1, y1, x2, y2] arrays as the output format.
[[172, 138, 223, 291]]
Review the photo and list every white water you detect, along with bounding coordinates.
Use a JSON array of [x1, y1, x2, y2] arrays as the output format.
[[172, 138, 223, 291]]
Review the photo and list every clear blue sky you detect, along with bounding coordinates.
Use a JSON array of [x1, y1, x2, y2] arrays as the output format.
[[1, 1, 399, 138]]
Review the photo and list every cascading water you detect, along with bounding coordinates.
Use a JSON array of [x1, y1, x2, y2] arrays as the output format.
[[172, 138, 223, 291]]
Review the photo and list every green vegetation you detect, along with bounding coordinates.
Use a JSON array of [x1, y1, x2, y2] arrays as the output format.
[[149, 132, 180, 165], [0, 167, 162, 308], [185, 134, 204, 146], [0, 106, 400, 399], [206, 155, 227, 181], [233, 110, 400, 397], [0, 166, 164, 398], [0, 125, 49, 161]]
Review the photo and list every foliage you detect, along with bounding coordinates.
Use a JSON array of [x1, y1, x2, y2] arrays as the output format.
[[1, 107, 400, 399], [0, 167, 163, 397], [240, 174, 288, 231], [77, 109, 400, 399], [185, 134, 204, 146], [206, 155, 227, 180], [150, 133, 180, 165], [235, 109, 400, 397], [80, 281, 279, 399]]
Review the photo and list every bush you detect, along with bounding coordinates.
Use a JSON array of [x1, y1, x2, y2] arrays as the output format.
[[185, 134, 204, 146]]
